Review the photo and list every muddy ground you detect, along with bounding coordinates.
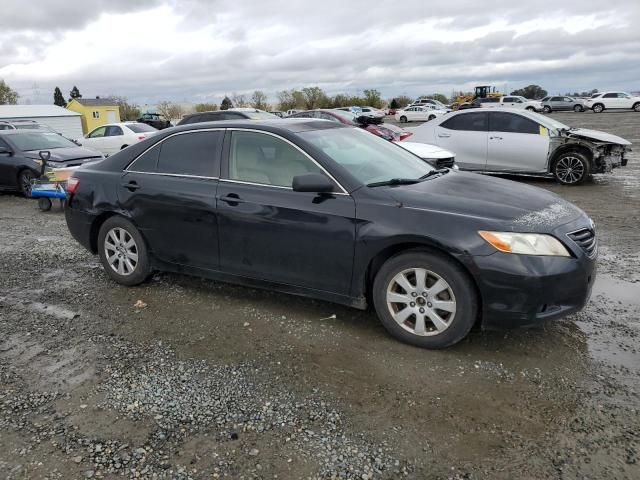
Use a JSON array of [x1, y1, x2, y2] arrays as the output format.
[[1, 111, 639, 479]]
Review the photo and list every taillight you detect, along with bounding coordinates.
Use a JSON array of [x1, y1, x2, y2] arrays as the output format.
[[400, 132, 413, 141], [67, 176, 80, 194], [137, 136, 146, 141]]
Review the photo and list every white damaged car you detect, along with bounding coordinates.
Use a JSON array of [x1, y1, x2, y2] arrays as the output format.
[[408, 108, 631, 185], [395, 141, 457, 170]]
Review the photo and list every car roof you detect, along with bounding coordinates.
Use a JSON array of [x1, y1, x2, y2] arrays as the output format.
[[170, 118, 347, 134]]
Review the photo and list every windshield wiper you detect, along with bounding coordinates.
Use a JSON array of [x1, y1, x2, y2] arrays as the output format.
[[419, 169, 449, 179], [366, 178, 423, 187]]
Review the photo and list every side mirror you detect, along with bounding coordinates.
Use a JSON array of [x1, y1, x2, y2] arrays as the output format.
[[292, 173, 334, 193], [0, 146, 12, 156]]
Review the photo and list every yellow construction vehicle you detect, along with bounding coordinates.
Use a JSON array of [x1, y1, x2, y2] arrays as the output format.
[[452, 85, 503, 110]]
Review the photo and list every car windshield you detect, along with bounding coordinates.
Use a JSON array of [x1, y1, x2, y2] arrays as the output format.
[[127, 123, 157, 133], [525, 111, 570, 130], [10, 132, 77, 151], [243, 111, 280, 120], [300, 127, 432, 185]]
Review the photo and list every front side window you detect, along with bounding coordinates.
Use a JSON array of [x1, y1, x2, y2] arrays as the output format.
[[603, 93, 617, 98], [503, 97, 516, 102], [551, 97, 563, 102], [441, 112, 488, 132], [490, 112, 539, 134], [619, 93, 630, 98], [156, 131, 222, 177], [88, 126, 106, 138], [228, 131, 323, 187]]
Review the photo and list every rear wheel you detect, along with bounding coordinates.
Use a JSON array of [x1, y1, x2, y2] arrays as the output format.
[[98, 216, 151, 286], [428, 115, 436, 121], [574, 104, 584, 112], [372, 251, 477, 349], [526, 106, 535, 111], [592, 103, 604, 113], [543, 105, 552, 113], [18, 170, 34, 197], [399, 116, 408, 123], [120, 144, 129, 150], [553, 151, 591, 185]]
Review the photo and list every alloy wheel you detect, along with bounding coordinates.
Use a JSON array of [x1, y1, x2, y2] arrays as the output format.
[[556, 156, 585, 184], [20, 171, 33, 196], [386, 268, 456, 336], [104, 227, 139, 276]]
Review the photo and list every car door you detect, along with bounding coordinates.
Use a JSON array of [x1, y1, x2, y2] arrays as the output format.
[[501, 96, 517, 108], [0, 137, 19, 188], [433, 112, 488, 170], [119, 129, 223, 270], [602, 92, 620, 109], [104, 125, 125, 154], [83, 126, 108, 152], [562, 97, 575, 110], [618, 93, 634, 108], [486, 111, 550, 172], [216, 129, 356, 295]]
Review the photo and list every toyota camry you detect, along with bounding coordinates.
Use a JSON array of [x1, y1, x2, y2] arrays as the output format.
[[65, 120, 596, 349]]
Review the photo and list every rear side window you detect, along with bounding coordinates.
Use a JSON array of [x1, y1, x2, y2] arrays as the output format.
[[551, 97, 563, 102], [156, 131, 222, 177], [130, 146, 160, 173], [127, 123, 156, 133], [105, 126, 123, 136], [180, 114, 202, 125], [490, 112, 539, 134], [603, 93, 617, 98], [440, 113, 487, 132]]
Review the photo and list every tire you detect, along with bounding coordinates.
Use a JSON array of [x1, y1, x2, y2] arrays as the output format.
[[399, 116, 408, 123], [372, 251, 477, 349], [574, 104, 584, 112], [633, 102, 640, 112], [428, 115, 436, 121], [38, 198, 52, 211], [120, 144, 129, 150], [97, 216, 151, 286], [592, 103, 604, 113], [543, 106, 552, 113], [553, 151, 591, 185], [526, 107, 535, 111], [18, 170, 34, 197]]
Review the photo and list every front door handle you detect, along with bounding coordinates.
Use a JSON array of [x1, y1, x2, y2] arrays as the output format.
[[489, 136, 503, 140], [122, 180, 140, 191], [437, 133, 451, 138], [219, 194, 244, 205]]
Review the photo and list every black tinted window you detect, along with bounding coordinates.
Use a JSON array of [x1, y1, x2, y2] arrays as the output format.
[[157, 131, 222, 177], [490, 112, 539, 134], [130, 145, 160, 173], [441, 113, 487, 132], [180, 115, 202, 125], [551, 97, 563, 102], [603, 93, 617, 98], [105, 126, 123, 136]]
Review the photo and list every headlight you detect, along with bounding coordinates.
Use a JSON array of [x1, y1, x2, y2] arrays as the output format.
[[478, 231, 571, 256]]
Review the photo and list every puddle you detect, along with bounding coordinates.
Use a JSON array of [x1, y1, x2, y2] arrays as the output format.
[[591, 274, 640, 305]]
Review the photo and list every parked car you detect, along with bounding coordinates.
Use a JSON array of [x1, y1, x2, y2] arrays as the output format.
[[408, 108, 631, 185], [178, 108, 279, 125], [542, 97, 586, 113], [137, 113, 172, 130], [394, 142, 457, 169], [409, 99, 450, 111], [395, 105, 448, 123], [288, 109, 412, 141], [65, 119, 597, 349], [0, 130, 103, 196], [359, 107, 385, 119], [77, 122, 158, 156], [464, 96, 543, 111], [584, 92, 640, 113], [269, 111, 285, 118], [286, 109, 303, 117]]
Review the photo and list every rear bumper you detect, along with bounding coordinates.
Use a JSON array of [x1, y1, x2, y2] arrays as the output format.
[[472, 250, 596, 329], [65, 206, 97, 253]]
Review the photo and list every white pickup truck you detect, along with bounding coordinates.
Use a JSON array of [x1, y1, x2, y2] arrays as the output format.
[[474, 95, 543, 112]]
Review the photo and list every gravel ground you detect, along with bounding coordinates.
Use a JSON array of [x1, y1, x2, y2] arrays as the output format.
[[1, 111, 639, 479]]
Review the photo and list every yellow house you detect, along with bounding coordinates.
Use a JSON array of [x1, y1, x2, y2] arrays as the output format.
[[67, 98, 121, 134]]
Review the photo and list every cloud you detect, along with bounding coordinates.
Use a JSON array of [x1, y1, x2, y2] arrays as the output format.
[[1, 0, 639, 105]]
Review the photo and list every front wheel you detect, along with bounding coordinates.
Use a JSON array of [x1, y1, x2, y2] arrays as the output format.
[[399, 116, 408, 123], [592, 103, 604, 113], [526, 106, 535, 111], [372, 251, 477, 349], [18, 170, 34, 197], [553, 152, 591, 185], [543, 105, 552, 113], [574, 104, 584, 112], [428, 115, 436, 121], [98, 216, 151, 286], [633, 102, 640, 112]]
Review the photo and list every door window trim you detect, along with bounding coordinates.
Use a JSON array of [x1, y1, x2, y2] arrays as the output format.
[[221, 128, 349, 195], [125, 128, 224, 180]]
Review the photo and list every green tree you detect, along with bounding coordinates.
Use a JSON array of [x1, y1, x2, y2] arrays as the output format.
[[363, 89, 383, 108], [510, 85, 547, 99], [53, 87, 67, 107], [220, 97, 233, 110], [389, 98, 400, 109], [69, 85, 82, 101], [277, 90, 297, 111], [231, 93, 248, 107], [431, 93, 449, 105], [251, 90, 268, 110], [394, 95, 413, 108], [195, 103, 218, 112], [301, 86, 327, 110], [0, 80, 19, 105], [113, 96, 140, 121]]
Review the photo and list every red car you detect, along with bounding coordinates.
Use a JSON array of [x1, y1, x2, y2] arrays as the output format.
[[288, 109, 412, 142]]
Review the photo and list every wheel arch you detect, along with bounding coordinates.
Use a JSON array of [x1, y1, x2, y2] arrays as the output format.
[[548, 144, 594, 172], [89, 211, 140, 253], [362, 241, 482, 323]]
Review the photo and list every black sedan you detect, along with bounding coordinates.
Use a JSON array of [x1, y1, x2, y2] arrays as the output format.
[[64, 120, 596, 349], [0, 130, 103, 196]]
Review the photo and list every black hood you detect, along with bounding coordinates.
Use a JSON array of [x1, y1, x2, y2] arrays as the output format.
[[24, 147, 102, 163], [384, 171, 585, 230]]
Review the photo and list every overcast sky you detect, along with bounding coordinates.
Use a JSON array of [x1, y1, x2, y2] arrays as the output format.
[[1, 0, 639, 105]]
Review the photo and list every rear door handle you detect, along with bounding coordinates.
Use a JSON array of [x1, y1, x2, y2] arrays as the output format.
[[489, 136, 503, 140], [122, 180, 140, 191], [219, 194, 244, 205], [437, 133, 451, 138]]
